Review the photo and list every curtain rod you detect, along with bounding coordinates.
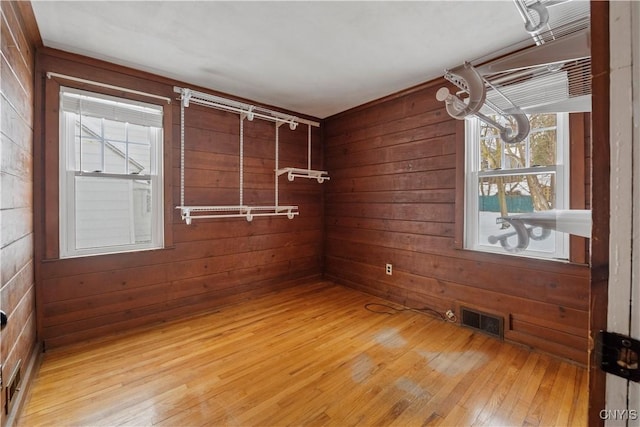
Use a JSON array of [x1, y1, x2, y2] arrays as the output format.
[[46, 72, 172, 104]]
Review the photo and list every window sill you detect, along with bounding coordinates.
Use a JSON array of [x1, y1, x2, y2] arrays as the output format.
[[42, 245, 176, 263]]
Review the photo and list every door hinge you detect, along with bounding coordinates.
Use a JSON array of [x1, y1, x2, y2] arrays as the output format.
[[598, 330, 640, 382]]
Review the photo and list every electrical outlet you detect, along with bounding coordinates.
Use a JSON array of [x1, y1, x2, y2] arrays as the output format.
[[385, 263, 392, 275]]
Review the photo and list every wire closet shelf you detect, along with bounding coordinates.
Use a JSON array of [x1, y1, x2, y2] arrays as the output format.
[[436, 0, 591, 145], [174, 87, 327, 225]]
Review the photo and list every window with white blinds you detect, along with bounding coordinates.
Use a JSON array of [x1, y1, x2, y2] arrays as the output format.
[[59, 86, 164, 258], [464, 113, 570, 260]]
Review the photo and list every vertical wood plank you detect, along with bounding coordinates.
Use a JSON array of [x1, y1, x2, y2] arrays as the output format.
[[588, 1, 610, 425], [454, 118, 465, 250], [569, 113, 587, 264], [42, 76, 59, 260]]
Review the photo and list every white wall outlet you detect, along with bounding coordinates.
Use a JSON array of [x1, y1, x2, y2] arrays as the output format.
[[385, 263, 392, 275]]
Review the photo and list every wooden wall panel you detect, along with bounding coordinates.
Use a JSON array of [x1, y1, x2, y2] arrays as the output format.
[[569, 113, 589, 264], [324, 81, 591, 364], [34, 48, 324, 349], [0, 1, 39, 425], [588, 1, 610, 424]]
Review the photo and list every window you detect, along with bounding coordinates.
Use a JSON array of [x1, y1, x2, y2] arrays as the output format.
[[464, 113, 569, 259], [59, 87, 164, 258]]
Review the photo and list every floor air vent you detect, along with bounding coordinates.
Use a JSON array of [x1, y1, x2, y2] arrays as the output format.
[[461, 307, 504, 339], [4, 359, 21, 415]]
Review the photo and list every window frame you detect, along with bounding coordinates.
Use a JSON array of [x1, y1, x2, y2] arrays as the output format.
[[59, 86, 164, 258], [463, 112, 571, 260], [42, 74, 175, 261]]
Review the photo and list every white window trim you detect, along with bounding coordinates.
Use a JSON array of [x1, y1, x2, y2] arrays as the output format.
[[59, 87, 164, 258], [464, 113, 570, 260]]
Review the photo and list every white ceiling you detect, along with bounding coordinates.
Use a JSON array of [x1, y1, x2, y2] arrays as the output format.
[[31, 1, 536, 119]]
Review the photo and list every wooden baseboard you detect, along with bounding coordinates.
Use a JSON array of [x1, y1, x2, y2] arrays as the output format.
[[4, 341, 43, 427]]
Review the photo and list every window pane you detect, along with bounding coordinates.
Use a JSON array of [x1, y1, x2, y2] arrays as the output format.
[[480, 135, 501, 170], [477, 173, 557, 253], [75, 176, 153, 249], [530, 129, 557, 167], [529, 114, 557, 167], [503, 141, 526, 169], [479, 173, 556, 213], [103, 141, 127, 174], [103, 118, 126, 142], [128, 143, 150, 173], [128, 124, 152, 173], [530, 113, 556, 128], [132, 180, 153, 243], [79, 139, 102, 172], [78, 117, 104, 172], [128, 123, 150, 144]]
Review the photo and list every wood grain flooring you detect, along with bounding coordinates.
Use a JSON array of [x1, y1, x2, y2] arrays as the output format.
[[18, 281, 587, 426]]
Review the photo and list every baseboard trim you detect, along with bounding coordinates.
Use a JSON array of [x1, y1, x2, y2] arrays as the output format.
[[4, 341, 43, 427]]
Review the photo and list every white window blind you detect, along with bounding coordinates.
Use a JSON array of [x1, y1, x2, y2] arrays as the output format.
[[61, 87, 163, 128]]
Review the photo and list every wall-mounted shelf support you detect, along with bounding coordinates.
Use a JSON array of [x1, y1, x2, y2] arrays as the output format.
[[177, 205, 298, 225], [436, 63, 531, 144], [436, 2, 591, 144], [277, 167, 329, 183], [174, 86, 318, 224], [276, 123, 329, 183], [488, 209, 591, 253], [176, 87, 317, 128]]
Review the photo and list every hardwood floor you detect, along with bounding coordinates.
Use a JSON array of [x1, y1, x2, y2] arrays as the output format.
[[18, 281, 587, 426]]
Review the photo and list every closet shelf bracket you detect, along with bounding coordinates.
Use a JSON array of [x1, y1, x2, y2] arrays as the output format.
[[488, 209, 591, 253], [177, 205, 299, 225], [436, 62, 530, 144], [174, 86, 319, 128], [278, 122, 329, 183], [277, 167, 330, 183], [435, 1, 591, 144], [174, 85, 316, 225]]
